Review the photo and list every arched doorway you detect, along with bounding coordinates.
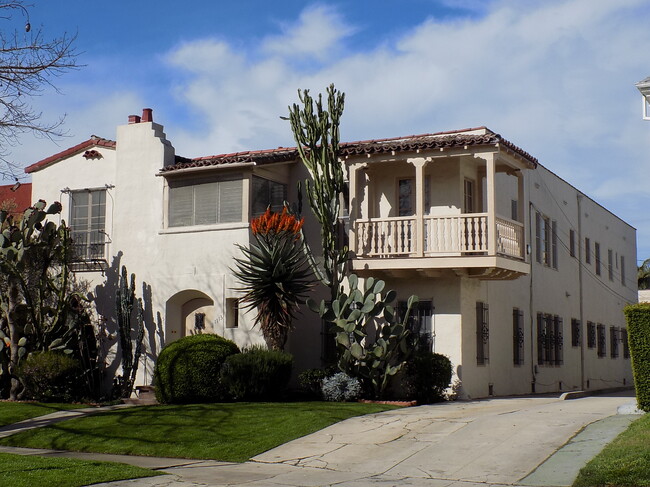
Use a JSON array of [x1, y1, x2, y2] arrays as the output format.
[[165, 290, 215, 344]]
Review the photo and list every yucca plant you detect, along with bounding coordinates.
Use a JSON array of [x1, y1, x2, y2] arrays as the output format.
[[233, 208, 313, 350]]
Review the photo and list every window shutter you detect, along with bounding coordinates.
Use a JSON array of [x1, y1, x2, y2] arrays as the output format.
[[219, 179, 243, 222], [169, 185, 194, 227], [552, 221, 558, 269], [194, 181, 218, 225], [535, 212, 541, 263]]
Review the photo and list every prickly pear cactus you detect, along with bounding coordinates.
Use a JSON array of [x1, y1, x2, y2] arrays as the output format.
[[308, 274, 418, 399]]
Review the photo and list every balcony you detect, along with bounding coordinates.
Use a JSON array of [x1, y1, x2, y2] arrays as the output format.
[[352, 213, 528, 279], [70, 230, 109, 272], [356, 213, 523, 257]]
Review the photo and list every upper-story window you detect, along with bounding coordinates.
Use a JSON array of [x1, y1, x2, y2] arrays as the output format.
[[69, 189, 106, 260], [464, 179, 475, 213], [168, 176, 242, 227], [535, 211, 557, 269], [251, 176, 287, 217], [398, 177, 430, 216]]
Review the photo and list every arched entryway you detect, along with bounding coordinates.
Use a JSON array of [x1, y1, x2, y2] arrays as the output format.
[[165, 289, 215, 343]]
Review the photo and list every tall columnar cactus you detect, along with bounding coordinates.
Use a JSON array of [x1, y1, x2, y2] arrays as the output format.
[[309, 274, 418, 399], [286, 84, 347, 302], [114, 265, 145, 398], [0, 199, 79, 399]]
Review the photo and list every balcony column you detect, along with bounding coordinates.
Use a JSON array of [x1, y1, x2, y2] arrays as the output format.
[[517, 171, 526, 259], [407, 156, 431, 257], [348, 162, 366, 254], [481, 153, 497, 255]]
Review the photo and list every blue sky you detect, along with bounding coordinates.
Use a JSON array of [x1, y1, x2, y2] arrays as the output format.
[[4, 0, 650, 260]]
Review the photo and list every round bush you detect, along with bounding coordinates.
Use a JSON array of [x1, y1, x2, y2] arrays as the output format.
[[220, 346, 293, 401], [154, 334, 240, 404], [404, 351, 452, 404], [19, 351, 82, 402], [321, 372, 361, 402]]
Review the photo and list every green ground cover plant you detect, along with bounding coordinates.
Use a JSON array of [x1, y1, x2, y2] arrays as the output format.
[[0, 452, 160, 487], [0, 402, 399, 462], [573, 413, 650, 487], [0, 401, 90, 427]]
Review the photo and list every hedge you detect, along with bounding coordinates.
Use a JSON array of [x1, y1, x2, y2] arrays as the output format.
[[624, 303, 650, 412], [154, 334, 240, 404]]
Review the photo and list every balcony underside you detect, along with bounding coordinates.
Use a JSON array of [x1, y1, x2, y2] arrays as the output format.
[[351, 255, 529, 280]]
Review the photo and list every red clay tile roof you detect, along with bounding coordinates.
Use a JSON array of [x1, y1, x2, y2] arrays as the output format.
[[0, 182, 32, 216], [24, 136, 116, 174], [162, 127, 537, 173]]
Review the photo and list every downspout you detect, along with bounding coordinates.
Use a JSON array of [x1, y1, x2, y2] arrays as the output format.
[[529, 199, 536, 393], [577, 193, 585, 390]]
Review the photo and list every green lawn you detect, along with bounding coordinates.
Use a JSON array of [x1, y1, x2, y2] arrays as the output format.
[[0, 402, 399, 462], [0, 452, 160, 487], [0, 402, 91, 427], [573, 413, 650, 487]]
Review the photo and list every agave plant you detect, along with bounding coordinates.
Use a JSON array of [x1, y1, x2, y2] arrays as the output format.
[[233, 208, 313, 350]]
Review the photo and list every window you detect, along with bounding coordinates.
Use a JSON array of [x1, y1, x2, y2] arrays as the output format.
[[513, 308, 524, 366], [511, 199, 518, 221], [476, 302, 489, 365], [608, 249, 614, 281], [537, 313, 563, 365], [595, 242, 601, 275], [587, 321, 596, 348], [535, 211, 556, 268], [251, 176, 287, 217], [610, 326, 619, 359], [194, 313, 206, 331], [585, 238, 591, 264], [398, 177, 430, 216], [168, 177, 242, 227], [70, 189, 107, 261], [398, 300, 434, 351], [464, 179, 475, 213], [622, 329, 630, 359], [569, 230, 576, 258], [621, 256, 626, 286], [551, 221, 558, 269], [226, 298, 239, 329], [553, 315, 564, 365], [597, 324, 606, 358], [571, 318, 581, 347]]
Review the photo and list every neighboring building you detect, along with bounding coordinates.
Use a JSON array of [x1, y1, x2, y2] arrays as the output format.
[[0, 182, 32, 218], [26, 109, 636, 399]]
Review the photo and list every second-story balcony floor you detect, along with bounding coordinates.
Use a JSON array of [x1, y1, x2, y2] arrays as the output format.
[[351, 213, 529, 280]]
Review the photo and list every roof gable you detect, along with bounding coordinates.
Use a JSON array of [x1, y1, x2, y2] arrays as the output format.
[[25, 136, 116, 174]]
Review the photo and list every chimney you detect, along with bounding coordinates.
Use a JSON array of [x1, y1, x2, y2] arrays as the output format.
[[128, 115, 141, 124], [142, 108, 153, 122]]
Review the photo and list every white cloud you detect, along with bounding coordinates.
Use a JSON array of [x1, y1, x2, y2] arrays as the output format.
[[262, 4, 355, 61]]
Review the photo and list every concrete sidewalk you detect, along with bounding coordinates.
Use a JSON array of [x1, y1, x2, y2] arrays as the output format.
[[0, 391, 643, 487]]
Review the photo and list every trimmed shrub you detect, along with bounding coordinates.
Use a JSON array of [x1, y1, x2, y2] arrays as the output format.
[[220, 346, 293, 401], [154, 334, 240, 404], [18, 351, 82, 402], [624, 304, 650, 411], [403, 351, 452, 404], [321, 372, 361, 402]]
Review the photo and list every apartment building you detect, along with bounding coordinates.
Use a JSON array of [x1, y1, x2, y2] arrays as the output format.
[[25, 109, 636, 398]]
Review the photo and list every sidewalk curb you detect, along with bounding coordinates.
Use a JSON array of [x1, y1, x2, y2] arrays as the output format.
[[560, 386, 635, 401]]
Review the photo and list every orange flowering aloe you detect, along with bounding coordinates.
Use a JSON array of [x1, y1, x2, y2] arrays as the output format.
[[250, 207, 304, 237], [233, 207, 313, 350]]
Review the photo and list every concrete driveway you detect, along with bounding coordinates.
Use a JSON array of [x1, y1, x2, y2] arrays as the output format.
[[87, 390, 636, 487]]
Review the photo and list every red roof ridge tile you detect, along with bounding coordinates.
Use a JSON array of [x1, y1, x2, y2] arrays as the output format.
[[25, 136, 116, 174]]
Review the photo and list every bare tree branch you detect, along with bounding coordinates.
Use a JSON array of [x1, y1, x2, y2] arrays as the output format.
[[0, 1, 79, 180]]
